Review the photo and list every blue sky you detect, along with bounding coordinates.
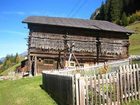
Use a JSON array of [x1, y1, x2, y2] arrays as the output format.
[[0, 0, 104, 58]]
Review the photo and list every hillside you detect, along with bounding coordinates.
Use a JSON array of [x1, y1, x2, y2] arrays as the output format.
[[0, 54, 25, 76], [0, 76, 57, 105], [91, 0, 140, 26], [127, 22, 140, 55], [0, 63, 21, 76]]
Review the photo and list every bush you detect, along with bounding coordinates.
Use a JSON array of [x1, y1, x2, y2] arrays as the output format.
[[129, 11, 140, 24]]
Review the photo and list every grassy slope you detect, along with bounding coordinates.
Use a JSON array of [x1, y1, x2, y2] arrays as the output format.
[[0, 63, 20, 76], [0, 76, 57, 105], [126, 22, 140, 55]]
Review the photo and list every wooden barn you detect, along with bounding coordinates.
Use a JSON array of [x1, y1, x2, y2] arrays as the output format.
[[23, 16, 133, 75]]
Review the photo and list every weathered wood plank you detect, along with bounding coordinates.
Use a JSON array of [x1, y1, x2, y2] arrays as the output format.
[[130, 65, 134, 100], [109, 73, 112, 105], [85, 77, 89, 105], [126, 65, 131, 102], [89, 77, 93, 105], [34, 56, 37, 75], [112, 73, 116, 105], [123, 65, 127, 103], [98, 75, 101, 105], [102, 74, 105, 105], [105, 74, 109, 105], [116, 73, 120, 105], [133, 64, 137, 100], [136, 64, 140, 99], [119, 66, 123, 104], [79, 77, 85, 105], [93, 75, 97, 105], [75, 74, 80, 105]]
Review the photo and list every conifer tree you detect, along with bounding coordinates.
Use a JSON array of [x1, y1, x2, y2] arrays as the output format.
[[121, 12, 128, 26], [15, 53, 20, 63], [109, 0, 121, 21], [99, 2, 105, 20]]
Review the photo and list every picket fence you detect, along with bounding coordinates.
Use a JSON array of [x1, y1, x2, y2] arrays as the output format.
[[42, 64, 140, 105], [75, 64, 140, 105]]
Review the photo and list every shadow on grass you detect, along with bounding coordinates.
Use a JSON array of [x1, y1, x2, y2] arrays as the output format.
[[40, 85, 59, 105]]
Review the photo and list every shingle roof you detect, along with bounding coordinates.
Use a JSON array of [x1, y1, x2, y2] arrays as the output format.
[[23, 16, 133, 34]]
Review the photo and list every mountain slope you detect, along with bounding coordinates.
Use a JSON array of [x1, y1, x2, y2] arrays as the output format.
[[91, 0, 140, 26], [127, 21, 140, 55], [0, 63, 20, 76]]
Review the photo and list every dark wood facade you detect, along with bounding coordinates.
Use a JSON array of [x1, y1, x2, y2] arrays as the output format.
[[23, 16, 133, 75]]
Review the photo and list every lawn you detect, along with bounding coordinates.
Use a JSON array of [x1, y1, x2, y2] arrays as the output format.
[[126, 21, 140, 55], [0, 76, 57, 105], [123, 100, 140, 105]]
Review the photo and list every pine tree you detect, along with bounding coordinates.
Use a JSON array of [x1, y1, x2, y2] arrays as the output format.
[[104, 3, 108, 21], [109, 0, 121, 22], [121, 12, 128, 26], [99, 2, 105, 20], [15, 53, 20, 63], [106, 0, 112, 21], [3, 58, 11, 69], [91, 0, 140, 25]]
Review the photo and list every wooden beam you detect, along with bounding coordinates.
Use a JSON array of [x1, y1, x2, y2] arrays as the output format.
[[28, 55, 32, 76], [34, 56, 37, 75], [63, 34, 68, 67], [96, 36, 101, 64]]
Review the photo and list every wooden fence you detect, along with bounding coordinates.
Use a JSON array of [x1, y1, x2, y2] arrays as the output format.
[[42, 73, 75, 105], [75, 64, 140, 105], [42, 64, 140, 105]]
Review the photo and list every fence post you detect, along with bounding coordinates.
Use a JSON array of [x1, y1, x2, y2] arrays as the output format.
[[101, 74, 105, 105], [98, 74, 101, 105], [105, 74, 109, 105], [109, 73, 112, 105], [126, 65, 131, 102], [112, 73, 116, 105], [75, 74, 81, 105], [133, 64, 137, 100], [85, 77, 89, 105], [119, 66, 123, 104], [79, 77, 85, 105], [136, 64, 140, 99], [123, 65, 127, 103], [130, 65, 134, 100], [89, 77, 93, 105], [93, 74, 97, 105], [116, 73, 120, 105]]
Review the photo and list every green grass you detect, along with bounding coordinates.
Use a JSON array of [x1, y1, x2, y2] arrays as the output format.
[[123, 100, 140, 105], [126, 21, 140, 55], [0, 63, 20, 76], [0, 76, 57, 105]]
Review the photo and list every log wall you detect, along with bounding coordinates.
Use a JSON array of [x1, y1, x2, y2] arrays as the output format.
[[27, 24, 130, 72]]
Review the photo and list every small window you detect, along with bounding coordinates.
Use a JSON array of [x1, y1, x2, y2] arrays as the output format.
[[70, 62, 75, 66], [44, 59, 54, 64]]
